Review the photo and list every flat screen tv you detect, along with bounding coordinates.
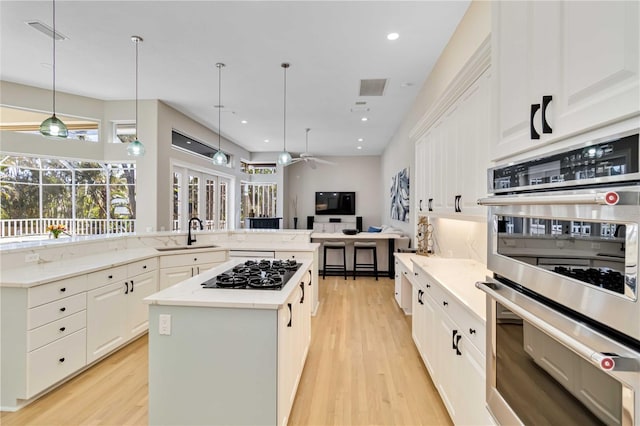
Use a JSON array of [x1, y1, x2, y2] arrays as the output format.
[[315, 192, 356, 215]]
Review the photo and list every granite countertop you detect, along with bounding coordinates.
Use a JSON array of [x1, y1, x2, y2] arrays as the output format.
[[144, 258, 313, 310], [394, 253, 491, 322]]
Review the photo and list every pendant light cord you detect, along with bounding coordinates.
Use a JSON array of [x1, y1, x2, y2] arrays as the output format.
[[52, 0, 56, 115], [218, 63, 222, 150], [135, 37, 139, 140], [283, 64, 287, 152]]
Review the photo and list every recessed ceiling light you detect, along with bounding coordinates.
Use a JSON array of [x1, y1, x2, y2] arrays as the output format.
[[357, 138, 364, 142], [387, 32, 399, 41], [400, 82, 414, 87], [357, 146, 363, 150], [186, 141, 191, 144], [241, 120, 248, 124], [264, 139, 269, 143], [361, 117, 368, 122]]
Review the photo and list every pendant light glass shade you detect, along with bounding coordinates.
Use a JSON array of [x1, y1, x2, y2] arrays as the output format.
[[127, 35, 145, 157], [213, 63, 228, 166], [40, 0, 68, 139], [277, 62, 292, 166]]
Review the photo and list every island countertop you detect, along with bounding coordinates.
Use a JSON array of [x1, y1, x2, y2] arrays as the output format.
[[143, 258, 313, 310]]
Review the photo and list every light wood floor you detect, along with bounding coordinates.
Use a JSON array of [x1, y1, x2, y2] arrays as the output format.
[[1, 276, 451, 426]]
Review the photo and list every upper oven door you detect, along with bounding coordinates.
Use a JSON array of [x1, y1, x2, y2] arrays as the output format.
[[479, 185, 640, 342]]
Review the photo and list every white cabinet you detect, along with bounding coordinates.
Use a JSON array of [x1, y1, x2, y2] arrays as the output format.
[[409, 263, 494, 425], [491, 1, 639, 161], [159, 250, 227, 290], [394, 256, 413, 314], [276, 249, 319, 316], [415, 68, 491, 219], [86, 258, 158, 363]]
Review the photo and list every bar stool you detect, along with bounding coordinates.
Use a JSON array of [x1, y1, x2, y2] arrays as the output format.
[[353, 241, 378, 280], [323, 241, 347, 280]]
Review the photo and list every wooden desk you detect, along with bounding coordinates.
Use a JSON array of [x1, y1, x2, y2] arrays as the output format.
[[310, 232, 404, 278]]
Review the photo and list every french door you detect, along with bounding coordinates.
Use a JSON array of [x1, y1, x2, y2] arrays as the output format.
[[172, 166, 231, 231]]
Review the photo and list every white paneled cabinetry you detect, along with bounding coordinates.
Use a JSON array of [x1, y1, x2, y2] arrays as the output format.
[[492, 1, 639, 161], [158, 250, 226, 290], [414, 59, 491, 220]]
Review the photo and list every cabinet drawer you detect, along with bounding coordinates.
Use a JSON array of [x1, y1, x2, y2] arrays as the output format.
[[276, 251, 313, 260], [27, 329, 86, 398], [437, 290, 486, 356], [28, 293, 86, 330], [87, 265, 128, 291], [28, 275, 87, 308], [28, 311, 86, 352], [127, 257, 159, 276], [160, 251, 226, 268]]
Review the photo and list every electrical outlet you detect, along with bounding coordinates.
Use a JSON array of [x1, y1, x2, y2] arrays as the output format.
[[25, 253, 40, 263], [159, 314, 171, 335]]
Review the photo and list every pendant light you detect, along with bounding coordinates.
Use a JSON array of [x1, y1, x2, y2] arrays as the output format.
[[39, 0, 68, 138], [127, 35, 145, 157], [277, 62, 292, 166], [212, 63, 228, 166]]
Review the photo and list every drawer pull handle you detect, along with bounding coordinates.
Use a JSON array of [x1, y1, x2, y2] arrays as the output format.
[[442, 301, 448, 307], [143, 265, 147, 269], [469, 328, 476, 334], [59, 307, 66, 312], [108, 275, 113, 279], [130, 280, 134, 293], [426, 284, 431, 288], [60, 287, 66, 292], [124, 282, 129, 295], [59, 357, 65, 363], [59, 327, 66, 332], [414, 272, 418, 276], [194, 258, 198, 262]]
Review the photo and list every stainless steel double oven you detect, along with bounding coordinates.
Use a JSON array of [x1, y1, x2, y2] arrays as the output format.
[[477, 130, 640, 425]]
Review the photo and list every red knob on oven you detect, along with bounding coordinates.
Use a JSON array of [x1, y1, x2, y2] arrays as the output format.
[[600, 357, 615, 371], [604, 192, 619, 205]]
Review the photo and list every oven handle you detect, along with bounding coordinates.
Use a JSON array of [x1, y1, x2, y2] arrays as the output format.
[[477, 191, 619, 206], [475, 279, 640, 373]]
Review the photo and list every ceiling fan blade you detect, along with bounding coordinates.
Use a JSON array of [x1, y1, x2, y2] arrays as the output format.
[[312, 157, 337, 166]]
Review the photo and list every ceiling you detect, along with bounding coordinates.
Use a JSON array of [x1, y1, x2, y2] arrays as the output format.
[[0, 1, 470, 158]]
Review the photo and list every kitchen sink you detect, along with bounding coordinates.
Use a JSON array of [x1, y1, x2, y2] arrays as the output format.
[[155, 244, 219, 252]]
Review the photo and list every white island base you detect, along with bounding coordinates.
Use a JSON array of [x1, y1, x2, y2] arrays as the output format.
[[146, 259, 312, 426]]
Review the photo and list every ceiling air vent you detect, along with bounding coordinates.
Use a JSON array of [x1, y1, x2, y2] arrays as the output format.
[[359, 79, 387, 96]]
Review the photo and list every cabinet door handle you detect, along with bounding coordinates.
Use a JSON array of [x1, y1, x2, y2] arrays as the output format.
[[469, 328, 476, 335], [455, 335, 462, 356], [287, 303, 292, 327], [428, 198, 433, 212], [59, 326, 66, 332], [419, 199, 423, 212], [530, 103, 541, 139], [442, 301, 448, 307], [299, 282, 305, 304], [451, 329, 458, 350], [124, 282, 129, 294], [130, 279, 134, 293], [59, 307, 66, 312], [108, 275, 113, 279], [426, 283, 431, 288], [541, 95, 552, 134], [59, 357, 65, 363], [143, 265, 147, 269], [60, 287, 66, 293], [194, 258, 198, 262], [308, 270, 312, 286]]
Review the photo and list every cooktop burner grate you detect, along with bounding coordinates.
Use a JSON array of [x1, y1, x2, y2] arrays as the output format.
[[553, 266, 625, 294], [201, 259, 301, 290]]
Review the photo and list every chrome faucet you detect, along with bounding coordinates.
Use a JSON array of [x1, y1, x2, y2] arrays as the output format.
[[187, 217, 203, 245]]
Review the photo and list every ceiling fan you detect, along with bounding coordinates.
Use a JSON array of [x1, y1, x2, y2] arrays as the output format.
[[289, 128, 336, 169]]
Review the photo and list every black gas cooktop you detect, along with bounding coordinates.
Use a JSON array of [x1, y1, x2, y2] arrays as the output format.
[[553, 266, 625, 294], [201, 259, 302, 290]]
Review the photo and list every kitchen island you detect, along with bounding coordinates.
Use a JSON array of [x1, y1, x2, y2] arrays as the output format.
[[144, 258, 313, 426]]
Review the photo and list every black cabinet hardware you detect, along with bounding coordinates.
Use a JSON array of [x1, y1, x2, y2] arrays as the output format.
[[542, 95, 552, 133], [108, 275, 113, 279], [124, 282, 129, 294], [414, 272, 418, 276], [469, 328, 476, 335], [452, 330, 458, 349], [454, 195, 462, 212], [443, 301, 448, 307], [530, 103, 541, 139], [307, 270, 312, 286], [299, 282, 304, 304], [143, 265, 147, 269], [59, 307, 66, 312], [59, 357, 65, 363], [60, 287, 66, 292], [428, 198, 433, 212], [418, 289, 424, 305], [455, 335, 462, 356], [193, 257, 198, 262], [59, 327, 66, 332], [419, 199, 423, 211], [130, 280, 134, 293], [426, 283, 431, 288], [287, 303, 292, 327]]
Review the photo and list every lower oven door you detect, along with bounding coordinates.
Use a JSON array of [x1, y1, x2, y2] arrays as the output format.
[[477, 278, 640, 426]]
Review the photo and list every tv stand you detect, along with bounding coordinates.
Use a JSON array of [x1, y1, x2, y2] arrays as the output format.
[[307, 216, 362, 232]]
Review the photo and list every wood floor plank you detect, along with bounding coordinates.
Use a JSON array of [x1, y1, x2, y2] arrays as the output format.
[[1, 277, 451, 425]]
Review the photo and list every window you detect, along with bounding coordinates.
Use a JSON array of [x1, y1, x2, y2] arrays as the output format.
[[114, 122, 136, 144], [240, 182, 277, 227], [0, 155, 136, 240], [241, 161, 277, 174], [172, 166, 230, 231], [0, 106, 99, 142], [171, 130, 230, 165]]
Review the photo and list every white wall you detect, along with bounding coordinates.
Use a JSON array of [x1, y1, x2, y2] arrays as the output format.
[[285, 156, 381, 230], [380, 0, 490, 260]]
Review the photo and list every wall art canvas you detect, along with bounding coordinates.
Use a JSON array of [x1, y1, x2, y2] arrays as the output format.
[[390, 167, 409, 222]]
